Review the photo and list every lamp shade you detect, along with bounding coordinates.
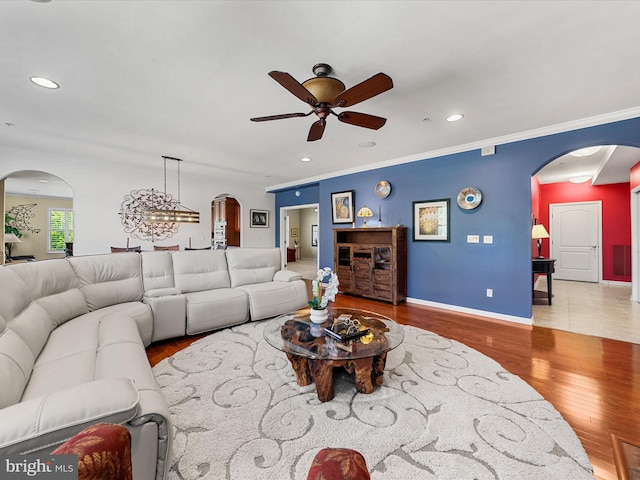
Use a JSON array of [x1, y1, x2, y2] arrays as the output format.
[[357, 206, 374, 227], [4, 233, 22, 243], [357, 206, 373, 218], [531, 224, 550, 239]]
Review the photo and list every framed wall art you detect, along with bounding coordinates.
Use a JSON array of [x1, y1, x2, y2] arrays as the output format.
[[331, 190, 355, 224], [290, 227, 298, 237], [250, 209, 269, 228], [413, 199, 450, 241], [311, 224, 318, 247]]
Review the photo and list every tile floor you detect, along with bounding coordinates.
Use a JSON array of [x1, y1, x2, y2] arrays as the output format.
[[287, 257, 318, 280], [533, 277, 640, 344]]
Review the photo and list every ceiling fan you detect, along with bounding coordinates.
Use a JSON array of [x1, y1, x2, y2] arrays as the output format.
[[250, 63, 393, 141]]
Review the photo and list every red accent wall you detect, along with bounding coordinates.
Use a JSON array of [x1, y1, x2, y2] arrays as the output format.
[[537, 181, 631, 282]]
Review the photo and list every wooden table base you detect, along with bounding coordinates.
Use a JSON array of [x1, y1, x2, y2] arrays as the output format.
[[287, 352, 388, 402]]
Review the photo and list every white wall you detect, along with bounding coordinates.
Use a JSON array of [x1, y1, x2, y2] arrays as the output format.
[[1, 147, 275, 255]]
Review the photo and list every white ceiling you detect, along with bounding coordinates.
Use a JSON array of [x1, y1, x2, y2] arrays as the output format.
[[2, 1, 640, 197]]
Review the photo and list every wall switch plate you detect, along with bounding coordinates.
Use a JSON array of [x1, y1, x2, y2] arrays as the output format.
[[486, 288, 493, 297], [467, 235, 480, 243], [483, 235, 493, 244]]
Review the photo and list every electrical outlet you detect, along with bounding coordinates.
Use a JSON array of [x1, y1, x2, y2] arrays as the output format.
[[486, 288, 493, 298], [467, 235, 480, 243]]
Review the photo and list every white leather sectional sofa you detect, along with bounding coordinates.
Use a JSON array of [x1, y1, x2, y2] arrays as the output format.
[[0, 248, 308, 480]]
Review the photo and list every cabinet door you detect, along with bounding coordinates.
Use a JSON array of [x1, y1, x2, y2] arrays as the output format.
[[353, 248, 373, 296]]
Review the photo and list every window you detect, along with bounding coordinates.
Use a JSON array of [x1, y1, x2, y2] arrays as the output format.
[[49, 208, 74, 252]]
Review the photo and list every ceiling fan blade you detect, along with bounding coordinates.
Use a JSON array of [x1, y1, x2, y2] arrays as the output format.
[[307, 119, 326, 141], [338, 111, 387, 130], [333, 73, 393, 107], [269, 71, 319, 106], [250, 112, 311, 122]]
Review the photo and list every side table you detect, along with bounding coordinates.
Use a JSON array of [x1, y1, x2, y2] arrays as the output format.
[[532, 258, 556, 305]]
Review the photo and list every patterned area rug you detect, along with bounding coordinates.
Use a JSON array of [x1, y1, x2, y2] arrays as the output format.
[[152, 321, 593, 479]]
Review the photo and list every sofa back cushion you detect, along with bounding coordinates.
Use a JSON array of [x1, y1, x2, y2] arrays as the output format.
[[0, 265, 31, 324], [141, 251, 175, 290], [67, 253, 144, 311], [172, 250, 230, 293], [0, 314, 35, 409], [226, 248, 280, 288], [0, 260, 88, 363]]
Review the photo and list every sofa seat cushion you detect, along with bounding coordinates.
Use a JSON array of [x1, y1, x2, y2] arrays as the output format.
[[79, 302, 153, 347], [184, 288, 249, 334], [236, 280, 309, 321], [21, 314, 150, 401]]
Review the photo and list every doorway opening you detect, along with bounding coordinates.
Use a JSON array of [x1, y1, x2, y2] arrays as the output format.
[[212, 194, 240, 248], [280, 203, 319, 280]]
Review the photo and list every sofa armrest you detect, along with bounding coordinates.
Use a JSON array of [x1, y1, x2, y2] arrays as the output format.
[[274, 270, 303, 282], [144, 287, 182, 298], [0, 378, 139, 454]]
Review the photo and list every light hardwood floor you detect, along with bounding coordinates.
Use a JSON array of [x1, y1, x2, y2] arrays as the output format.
[[147, 290, 639, 480]]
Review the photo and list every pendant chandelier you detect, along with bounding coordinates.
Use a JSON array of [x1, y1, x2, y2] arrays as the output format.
[[141, 156, 200, 224]]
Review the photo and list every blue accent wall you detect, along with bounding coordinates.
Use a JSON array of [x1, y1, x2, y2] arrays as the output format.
[[272, 116, 640, 321]]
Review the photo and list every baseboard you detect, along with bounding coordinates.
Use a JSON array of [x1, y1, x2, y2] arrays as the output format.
[[406, 297, 533, 326]]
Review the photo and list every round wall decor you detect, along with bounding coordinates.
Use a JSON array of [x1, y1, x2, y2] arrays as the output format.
[[457, 187, 482, 209], [375, 180, 392, 198]]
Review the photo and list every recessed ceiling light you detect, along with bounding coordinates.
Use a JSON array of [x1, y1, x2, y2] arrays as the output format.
[[446, 113, 464, 122], [301, 157, 311, 162], [37, 179, 49, 183], [569, 175, 592, 184], [358, 141, 376, 148], [30, 76, 60, 89], [569, 146, 602, 157]]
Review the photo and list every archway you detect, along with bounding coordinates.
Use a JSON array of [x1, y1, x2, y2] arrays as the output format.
[[2, 170, 73, 262], [212, 194, 241, 247], [531, 145, 640, 339]]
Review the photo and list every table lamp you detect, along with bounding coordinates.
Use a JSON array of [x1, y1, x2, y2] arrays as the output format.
[[357, 206, 374, 227], [4, 233, 22, 261], [531, 224, 549, 259]]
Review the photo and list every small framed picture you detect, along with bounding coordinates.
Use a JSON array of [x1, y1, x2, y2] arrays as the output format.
[[250, 209, 269, 228], [413, 199, 450, 241], [291, 227, 298, 237], [331, 190, 355, 224], [311, 224, 318, 247]]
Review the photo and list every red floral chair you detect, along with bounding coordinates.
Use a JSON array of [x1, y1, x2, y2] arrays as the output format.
[[51, 423, 132, 480], [306, 448, 370, 480], [54, 426, 368, 480]]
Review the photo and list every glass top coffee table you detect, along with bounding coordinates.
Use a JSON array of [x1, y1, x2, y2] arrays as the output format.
[[264, 307, 404, 402]]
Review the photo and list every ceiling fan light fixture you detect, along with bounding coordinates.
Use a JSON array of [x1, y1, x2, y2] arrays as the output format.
[[569, 175, 592, 184], [302, 76, 345, 104], [569, 146, 602, 157]]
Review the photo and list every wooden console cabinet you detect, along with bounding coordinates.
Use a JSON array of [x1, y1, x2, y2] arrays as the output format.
[[334, 226, 407, 305]]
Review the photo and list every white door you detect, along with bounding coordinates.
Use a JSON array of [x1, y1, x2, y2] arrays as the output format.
[[550, 202, 600, 282]]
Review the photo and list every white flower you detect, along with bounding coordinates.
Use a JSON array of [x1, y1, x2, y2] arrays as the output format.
[[309, 267, 339, 309]]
